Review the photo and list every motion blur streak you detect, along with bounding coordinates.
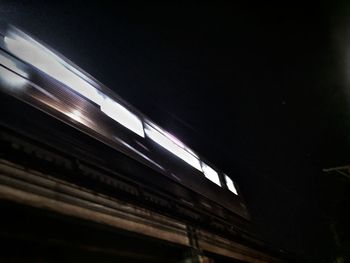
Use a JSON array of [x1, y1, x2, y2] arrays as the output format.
[[4, 31, 104, 105], [113, 136, 164, 171], [4, 29, 147, 138], [100, 97, 145, 137], [144, 122, 202, 171]]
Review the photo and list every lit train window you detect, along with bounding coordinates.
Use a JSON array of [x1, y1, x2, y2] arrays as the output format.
[[225, 174, 238, 195], [100, 97, 144, 137], [0, 65, 28, 89], [201, 162, 221, 186], [2, 26, 237, 187], [144, 122, 202, 171], [4, 29, 105, 106], [4, 28, 145, 137], [0, 51, 28, 79]]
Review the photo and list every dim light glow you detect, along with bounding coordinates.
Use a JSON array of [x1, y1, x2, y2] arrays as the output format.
[[100, 97, 144, 137], [4, 31, 104, 105], [144, 122, 202, 171], [225, 174, 238, 195], [201, 162, 221, 186]]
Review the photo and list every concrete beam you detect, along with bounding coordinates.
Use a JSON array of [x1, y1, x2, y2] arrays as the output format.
[[0, 159, 284, 263]]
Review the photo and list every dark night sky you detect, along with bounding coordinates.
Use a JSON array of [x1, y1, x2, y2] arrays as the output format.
[[1, 1, 350, 262]]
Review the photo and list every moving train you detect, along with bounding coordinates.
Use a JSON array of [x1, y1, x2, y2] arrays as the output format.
[[0, 24, 252, 236]]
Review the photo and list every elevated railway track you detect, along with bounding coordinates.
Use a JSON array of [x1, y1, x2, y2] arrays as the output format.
[[0, 23, 293, 262]]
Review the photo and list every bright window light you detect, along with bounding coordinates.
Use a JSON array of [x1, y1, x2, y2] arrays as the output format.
[[201, 162, 221, 186], [4, 31, 104, 105], [0, 66, 27, 89], [225, 174, 238, 195], [144, 122, 202, 171], [0, 52, 28, 78], [100, 97, 144, 137]]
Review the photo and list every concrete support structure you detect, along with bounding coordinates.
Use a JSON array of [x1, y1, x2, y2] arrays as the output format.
[[0, 159, 284, 263]]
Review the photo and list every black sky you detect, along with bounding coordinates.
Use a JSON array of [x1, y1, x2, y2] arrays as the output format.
[[1, 1, 350, 262]]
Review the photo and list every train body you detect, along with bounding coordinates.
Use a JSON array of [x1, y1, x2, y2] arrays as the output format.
[[0, 24, 252, 235]]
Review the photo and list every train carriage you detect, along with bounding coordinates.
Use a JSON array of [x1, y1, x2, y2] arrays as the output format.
[[0, 24, 254, 240]]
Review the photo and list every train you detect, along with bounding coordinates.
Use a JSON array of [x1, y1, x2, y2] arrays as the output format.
[[0, 23, 253, 238]]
